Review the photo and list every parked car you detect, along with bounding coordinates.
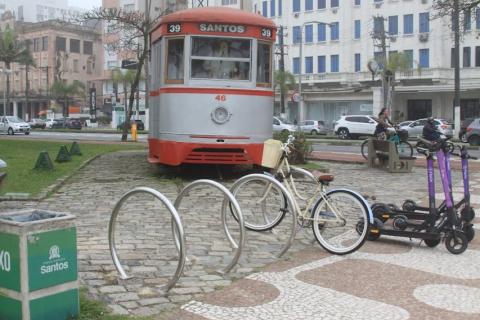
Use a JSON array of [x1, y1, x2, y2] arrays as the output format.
[[66, 118, 82, 129], [51, 118, 67, 129], [273, 116, 296, 134], [397, 120, 414, 129], [465, 118, 480, 146], [403, 118, 453, 139], [28, 118, 46, 129], [117, 119, 145, 131], [334, 115, 378, 139], [0, 116, 30, 135], [45, 118, 56, 128], [459, 118, 475, 142], [300, 120, 327, 135]]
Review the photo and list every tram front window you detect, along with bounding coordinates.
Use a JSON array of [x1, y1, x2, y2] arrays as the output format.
[[191, 37, 251, 80], [166, 38, 184, 82]]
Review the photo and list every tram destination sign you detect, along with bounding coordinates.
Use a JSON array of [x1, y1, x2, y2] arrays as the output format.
[[199, 23, 245, 33]]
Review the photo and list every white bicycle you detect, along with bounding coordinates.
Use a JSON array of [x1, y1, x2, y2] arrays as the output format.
[[230, 136, 372, 255]]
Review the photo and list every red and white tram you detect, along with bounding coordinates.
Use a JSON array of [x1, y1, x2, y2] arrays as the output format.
[[148, 7, 276, 166]]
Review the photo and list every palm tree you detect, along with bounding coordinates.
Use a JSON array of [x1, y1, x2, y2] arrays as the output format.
[[111, 69, 138, 141], [50, 80, 85, 117], [16, 44, 36, 117], [274, 70, 296, 114], [0, 27, 33, 115]]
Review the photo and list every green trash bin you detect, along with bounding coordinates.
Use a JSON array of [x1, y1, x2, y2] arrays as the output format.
[[0, 209, 78, 320]]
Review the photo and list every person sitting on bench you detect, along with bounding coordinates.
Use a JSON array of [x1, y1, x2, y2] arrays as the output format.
[[374, 108, 393, 140]]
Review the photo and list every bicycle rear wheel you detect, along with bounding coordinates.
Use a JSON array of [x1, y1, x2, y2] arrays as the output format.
[[311, 189, 369, 255], [230, 177, 287, 231], [397, 141, 413, 158], [361, 140, 369, 160]]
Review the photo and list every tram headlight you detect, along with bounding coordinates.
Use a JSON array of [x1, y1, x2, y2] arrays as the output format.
[[211, 106, 231, 124]]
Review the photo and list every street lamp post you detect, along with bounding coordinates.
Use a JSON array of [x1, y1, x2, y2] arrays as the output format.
[[0, 68, 12, 117], [297, 21, 331, 126]]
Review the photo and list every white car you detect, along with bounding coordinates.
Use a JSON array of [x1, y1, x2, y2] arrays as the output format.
[[45, 119, 56, 128], [0, 116, 30, 135], [273, 116, 296, 134], [300, 120, 327, 135], [334, 115, 378, 139], [404, 118, 453, 139]]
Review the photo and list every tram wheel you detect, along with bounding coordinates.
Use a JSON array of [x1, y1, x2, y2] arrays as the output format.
[[445, 232, 468, 254]]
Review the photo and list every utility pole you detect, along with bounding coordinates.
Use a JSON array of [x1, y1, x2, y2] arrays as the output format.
[[453, 0, 461, 136], [278, 26, 286, 114]]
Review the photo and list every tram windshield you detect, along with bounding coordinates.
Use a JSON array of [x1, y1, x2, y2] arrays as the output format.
[[190, 37, 251, 80]]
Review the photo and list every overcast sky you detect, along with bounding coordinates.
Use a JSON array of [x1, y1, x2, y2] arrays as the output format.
[[69, 0, 102, 9]]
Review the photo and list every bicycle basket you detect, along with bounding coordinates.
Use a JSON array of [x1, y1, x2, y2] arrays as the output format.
[[397, 129, 409, 141], [261, 139, 283, 168]]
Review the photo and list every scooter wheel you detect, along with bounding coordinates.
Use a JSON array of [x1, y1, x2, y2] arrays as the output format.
[[367, 218, 383, 241], [424, 238, 441, 248], [402, 200, 416, 212], [372, 204, 390, 223], [461, 207, 475, 222], [387, 203, 399, 211], [445, 232, 468, 254], [464, 224, 475, 242]]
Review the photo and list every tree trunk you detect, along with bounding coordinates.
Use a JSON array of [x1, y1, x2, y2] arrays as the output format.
[[6, 62, 10, 116], [25, 65, 29, 119], [121, 80, 129, 141]]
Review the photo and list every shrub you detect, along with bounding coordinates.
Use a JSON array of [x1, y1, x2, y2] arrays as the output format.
[[273, 131, 312, 164]]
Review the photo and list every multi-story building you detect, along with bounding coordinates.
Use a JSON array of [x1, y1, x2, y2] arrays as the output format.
[[251, 0, 480, 128], [1, 0, 83, 23], [1, 16, 103, 119]]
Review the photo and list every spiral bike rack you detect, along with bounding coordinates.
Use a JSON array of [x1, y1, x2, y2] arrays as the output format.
[[108, 187, 186, 293], [227, 174, 297, 258], [172, 179, 245, 274]]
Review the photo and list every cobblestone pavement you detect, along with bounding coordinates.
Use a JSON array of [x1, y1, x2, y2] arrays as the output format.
[[1, 150, 479, 319]]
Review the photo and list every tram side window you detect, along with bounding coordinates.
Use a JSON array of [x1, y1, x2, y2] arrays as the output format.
[[166, 38, 184, 83], [257, 42, 272, 86], [190, 37, 251, 80]]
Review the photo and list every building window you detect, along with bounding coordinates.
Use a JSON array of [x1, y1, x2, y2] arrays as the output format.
[[42, 36, 48, 51], [373, 17, 383, 36], [330, 22, 339, 40], [354, 53, 361, 72], [293, 0, 300, 12], [318, 23, 326, 41], [476, 46, 480, 67], [318, 55, 326, 73], [221, 0, 238, 4], [293, 57, 300, 74], [464, 10, 471, 30], [330, 55, 339, 72], [305, 0, 313, 11], [404, 49, 413, 68], [388, 16, 398, 35], [33, 38, 41, 52], [419, 48, 429, 68], [262, 1, 268, 17], [305, 56, 313, 73], [403, 14, 413, 34], [83, 41, 93, 55], [331, 0, 339, 8], [305, 24, 313, 42], [270, 0, 275, 16], [476, 8, 480, 29], [354, 0, 360, 5], [70, 39, 80, 53], [419, 12, 429, 33], [73, 59, 79, 73], [56, 37, 66, 51], [318, 0, 326, 9], [293, 26, 301, 44], [463, 47, 471, 67], [278, 0, 282, 15], [354, 20, 361, 39]]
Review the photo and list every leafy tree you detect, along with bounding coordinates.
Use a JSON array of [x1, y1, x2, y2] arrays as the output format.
[[0, 27, 33, 115], [111, 69, 137, 125], [50, 80, 85, 117], [274, 70, 296, 114]]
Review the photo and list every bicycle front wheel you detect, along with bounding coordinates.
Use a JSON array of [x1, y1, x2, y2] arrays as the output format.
[[360, 140, 369, 160], [311, 189, 369, 255], [231, 177, 288, 231], [397, 141, 413, 158]]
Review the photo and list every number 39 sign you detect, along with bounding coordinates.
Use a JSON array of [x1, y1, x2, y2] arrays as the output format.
[[168, 24, 181, 33]]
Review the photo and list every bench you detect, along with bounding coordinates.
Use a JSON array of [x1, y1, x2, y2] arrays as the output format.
[[367, 139, 416, 173]]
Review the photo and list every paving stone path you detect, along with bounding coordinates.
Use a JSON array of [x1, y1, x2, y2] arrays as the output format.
[[1, 150, 478, 319]]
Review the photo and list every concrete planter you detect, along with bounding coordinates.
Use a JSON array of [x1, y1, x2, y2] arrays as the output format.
[[0, 209, 78, 320]]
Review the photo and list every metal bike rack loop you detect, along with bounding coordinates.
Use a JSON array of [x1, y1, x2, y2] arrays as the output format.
[[172, 179, 245, 274], [108, 187, 186, 292], [228, 174, 297, 258]]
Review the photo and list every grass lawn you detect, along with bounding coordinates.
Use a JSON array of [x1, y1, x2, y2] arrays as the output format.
[[0, 139, 145, 197]]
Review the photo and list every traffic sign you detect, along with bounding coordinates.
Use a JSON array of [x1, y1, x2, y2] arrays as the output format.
[[291, 92, 301, 103]]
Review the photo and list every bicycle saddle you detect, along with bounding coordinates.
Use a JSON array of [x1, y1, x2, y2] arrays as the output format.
[[312, 171, 334, 184]]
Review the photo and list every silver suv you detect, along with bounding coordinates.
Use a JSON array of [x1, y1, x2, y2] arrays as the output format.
[[466, 118, 480, 146], [334, 115, 377, 139]]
